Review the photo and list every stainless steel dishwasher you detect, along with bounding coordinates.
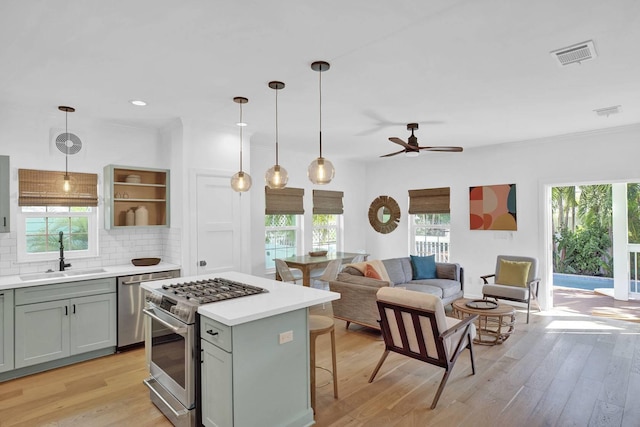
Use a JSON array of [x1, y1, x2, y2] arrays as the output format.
[[117, 269, 180, 350]]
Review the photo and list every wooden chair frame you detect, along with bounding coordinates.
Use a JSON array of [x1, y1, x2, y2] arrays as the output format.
[[368, 300, 477, 409]]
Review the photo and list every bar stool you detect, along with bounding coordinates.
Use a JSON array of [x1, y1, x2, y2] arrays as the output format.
[[309, 314, 338, 413]]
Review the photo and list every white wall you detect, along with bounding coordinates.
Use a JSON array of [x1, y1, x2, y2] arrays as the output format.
[[364, 124, 640, 309], [249, 145, 367, 277], [0, 106, 178, 276]]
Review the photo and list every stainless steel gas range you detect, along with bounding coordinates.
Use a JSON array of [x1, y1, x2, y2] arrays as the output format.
[[143, 277, 268, 427]]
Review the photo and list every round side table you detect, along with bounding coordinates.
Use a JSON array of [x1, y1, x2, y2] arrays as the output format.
[[452, 298, 516, 345]]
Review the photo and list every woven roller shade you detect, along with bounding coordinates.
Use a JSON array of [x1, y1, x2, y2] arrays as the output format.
[[408, 187, 450, 214], [19, 169, 98, 207], [313, 189, 344, 214], [265, 186, 304, 215]]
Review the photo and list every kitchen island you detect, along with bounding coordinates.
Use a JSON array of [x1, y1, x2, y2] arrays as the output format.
[[142, 271, 340, 427]]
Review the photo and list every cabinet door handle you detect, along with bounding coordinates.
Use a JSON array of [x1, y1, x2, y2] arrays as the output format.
[[65, 306, 68, 316], [73, 304, 76, 314], [206, 329, 219, 337], [2, 217, 5, 227]]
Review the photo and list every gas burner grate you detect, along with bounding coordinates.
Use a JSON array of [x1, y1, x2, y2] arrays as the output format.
[[161, 277, 268, 303]]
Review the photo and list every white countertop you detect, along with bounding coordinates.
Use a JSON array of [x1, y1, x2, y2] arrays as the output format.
[[141, 271, 340, 326], [0, 262, 182, 291]]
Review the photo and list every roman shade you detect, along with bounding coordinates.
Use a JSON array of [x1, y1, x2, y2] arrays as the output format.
[[18, 169, 98, 207], [312, 189, 344, 214], [265, 186, 304, 215], [408, 187, 450, 214]]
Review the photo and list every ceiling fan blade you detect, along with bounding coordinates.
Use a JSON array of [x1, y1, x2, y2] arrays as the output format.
[[419, 146, 464, 152], [389, 137, 411, 149], [380, 149, 406, 158]]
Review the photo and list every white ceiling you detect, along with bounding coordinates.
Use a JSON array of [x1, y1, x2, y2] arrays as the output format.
[[1, 0, 639, 161]]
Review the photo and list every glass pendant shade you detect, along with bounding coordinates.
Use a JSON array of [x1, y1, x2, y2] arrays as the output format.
[[266, 164, 288, 189], [309, 61, 334, 185], [231, 171, 252, 192], [231, 96, 252, 192], [308, 157, 335, 185], [265, 81, 288, 190], [405, 150, 419, 158], [63, 174, 71, 192]]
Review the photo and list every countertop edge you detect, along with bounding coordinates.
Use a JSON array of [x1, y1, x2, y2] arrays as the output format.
[[0, 262, 182, 290]]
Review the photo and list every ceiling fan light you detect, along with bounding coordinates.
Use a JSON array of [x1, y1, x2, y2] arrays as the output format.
[[308, 157, 335, 185], [231, 171, 252, 192], [266, 164, 288, 189], [405, 150, 419, 158]]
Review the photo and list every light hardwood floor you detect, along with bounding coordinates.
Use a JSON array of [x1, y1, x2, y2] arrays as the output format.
[[1, 303, 640, 427]]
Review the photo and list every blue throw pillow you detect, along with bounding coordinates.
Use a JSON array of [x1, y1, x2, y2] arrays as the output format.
[[410, 255, 437, 280]]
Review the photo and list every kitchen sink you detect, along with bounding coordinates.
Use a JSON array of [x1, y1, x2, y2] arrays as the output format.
[[20, 271, 66, 281], [63, 267, 107, 276], [20, 267, 107, 281]]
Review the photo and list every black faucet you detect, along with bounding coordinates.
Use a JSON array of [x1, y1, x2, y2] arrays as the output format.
[[59, 231, 71, 271]]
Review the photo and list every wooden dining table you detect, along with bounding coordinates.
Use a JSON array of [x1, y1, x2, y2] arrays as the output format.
[[277, 252, 368, 287]]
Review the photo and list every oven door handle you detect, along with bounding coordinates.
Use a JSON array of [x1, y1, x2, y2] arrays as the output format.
[[143, 308, 188, 335]]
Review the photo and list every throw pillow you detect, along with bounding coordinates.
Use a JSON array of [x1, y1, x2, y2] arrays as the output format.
[[342, 265, 364, 276], [410, 254, 437, 280], [496, 260, 531, 287], [365, 263, 382, 280]]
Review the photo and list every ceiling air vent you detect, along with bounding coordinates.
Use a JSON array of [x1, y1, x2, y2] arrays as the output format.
[[550, 40, 597, 66], [594, 105, 622, 117]]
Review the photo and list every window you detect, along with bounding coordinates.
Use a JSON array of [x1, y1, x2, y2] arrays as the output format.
[[17, 206, 98, 262], [409, 187, 451, 262], [411, 213, 450, 262], [312, 214, 341, 253], [265, 214, 300, 270]]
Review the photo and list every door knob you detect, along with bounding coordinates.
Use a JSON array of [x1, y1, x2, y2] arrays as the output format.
[[199, 260, 207, 267]]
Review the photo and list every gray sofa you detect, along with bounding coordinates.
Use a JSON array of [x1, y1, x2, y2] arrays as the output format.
[[329, 257, 464, 330]]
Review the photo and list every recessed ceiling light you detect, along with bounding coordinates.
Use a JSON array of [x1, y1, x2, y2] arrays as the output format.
[[129, 99, 147, 106]]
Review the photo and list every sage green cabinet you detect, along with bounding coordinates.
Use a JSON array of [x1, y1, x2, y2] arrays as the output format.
[[0, 155, 9, 232], [14, 278, 116, 369], [200, 310, 314, 427], [0, 290, 14, 373]]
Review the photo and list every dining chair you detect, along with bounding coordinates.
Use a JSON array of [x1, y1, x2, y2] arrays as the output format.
[[275, 259, 302, 284], [311, 259, 342, 290]]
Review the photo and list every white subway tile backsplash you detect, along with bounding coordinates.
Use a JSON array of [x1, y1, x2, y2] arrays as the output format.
[[0, 227, 181, 277]]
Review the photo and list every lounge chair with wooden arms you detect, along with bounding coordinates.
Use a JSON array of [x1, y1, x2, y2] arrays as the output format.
[[368, 287, 477, 409]]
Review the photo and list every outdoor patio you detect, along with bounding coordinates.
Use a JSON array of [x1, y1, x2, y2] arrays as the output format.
[[553, 285, 640, 323]]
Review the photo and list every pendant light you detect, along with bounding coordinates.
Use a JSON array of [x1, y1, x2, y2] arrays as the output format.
[[230, 97, 252, 192], [59, 106, 76, 192], [265, 81, 288, 189], [308, 61, 335, 185]]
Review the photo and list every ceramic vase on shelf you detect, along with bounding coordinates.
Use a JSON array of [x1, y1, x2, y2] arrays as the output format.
[[125, 209, 135, 226], [135, 205, 148, 226]]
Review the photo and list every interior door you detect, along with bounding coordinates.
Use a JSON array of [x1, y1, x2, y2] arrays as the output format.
[[196, 174, 241, 276]]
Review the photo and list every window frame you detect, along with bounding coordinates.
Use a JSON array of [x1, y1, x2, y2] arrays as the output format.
[[312, 214, 342, 254], [16, 206, 98, 263], [264, 214, 302, 270], [410, 213, 450, 262]]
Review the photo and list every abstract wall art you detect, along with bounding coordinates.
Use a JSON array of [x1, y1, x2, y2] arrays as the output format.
[[469, 183, 517, 230]]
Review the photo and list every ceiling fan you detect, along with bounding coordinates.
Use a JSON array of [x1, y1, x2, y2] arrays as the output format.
[[381, 123, 463, 158]]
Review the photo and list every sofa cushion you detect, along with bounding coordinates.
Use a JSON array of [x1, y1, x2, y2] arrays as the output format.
[[436, 263, 457, 280], [409, 279, 461, 298], [382, 257, 414, 285], [344, 260, 390, 282], [342, 265, 364, 276], [365, 263, 382, 279], [335, 272, 390, 288], [410, 255, 437, 279], [399, 283, 442, 298], [496, 260, 531, 287]]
